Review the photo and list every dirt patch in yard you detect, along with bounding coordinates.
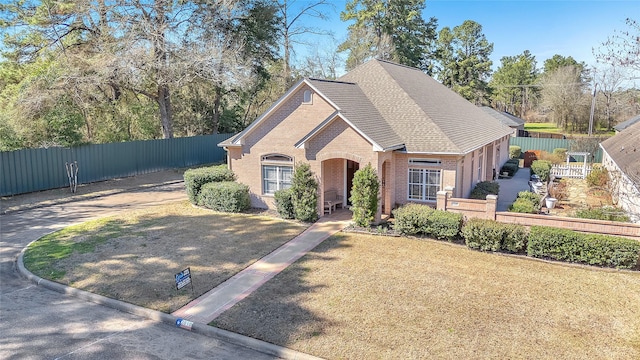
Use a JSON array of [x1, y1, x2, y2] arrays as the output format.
[[24, 201, 308, 313], [551, 178, 614, 217], [214, 233, 640, 359]]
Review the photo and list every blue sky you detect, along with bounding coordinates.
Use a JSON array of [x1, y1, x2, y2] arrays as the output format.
[[299, 0, 638, 73]]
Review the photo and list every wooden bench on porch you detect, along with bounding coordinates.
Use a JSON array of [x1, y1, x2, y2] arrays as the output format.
[[323, 190, 344, 214]]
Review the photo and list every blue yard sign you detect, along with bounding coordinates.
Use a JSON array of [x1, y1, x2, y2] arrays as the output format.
[[175, 267, 192, 291]]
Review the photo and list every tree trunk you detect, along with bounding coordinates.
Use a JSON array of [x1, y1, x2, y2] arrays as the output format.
[[158, 84, 173, 138], [212, 86, 222, 134]]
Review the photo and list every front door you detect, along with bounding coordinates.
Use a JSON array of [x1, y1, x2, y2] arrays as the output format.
[[346, 160, 359, 205]]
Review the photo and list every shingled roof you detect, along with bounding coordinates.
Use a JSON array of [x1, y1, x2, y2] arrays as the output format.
[[220, 59, 512, 154], [481, 107, 525, 127], [601, 120, 640, 187], [613, 114, 640, 132], [338, 60, 512, 153]]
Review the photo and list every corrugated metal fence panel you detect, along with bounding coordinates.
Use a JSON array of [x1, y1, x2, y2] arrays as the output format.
[[0, 133, 234, 196], [509, 137, 603, 163]]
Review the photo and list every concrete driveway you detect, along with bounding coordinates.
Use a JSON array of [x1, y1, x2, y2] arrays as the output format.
[[0, 180, 280, 360]]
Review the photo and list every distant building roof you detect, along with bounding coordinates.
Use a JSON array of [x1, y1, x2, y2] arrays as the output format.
[[601, 120, 640, 186], [613, 114, 640, 132], [480, 107, 526, 128]]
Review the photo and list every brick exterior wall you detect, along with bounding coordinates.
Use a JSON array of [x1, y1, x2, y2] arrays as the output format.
[[437, 192, 640, 239]]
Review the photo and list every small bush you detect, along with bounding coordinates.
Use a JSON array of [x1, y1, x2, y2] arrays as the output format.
[[427, 210, 463, 241], [527, 226, 640, 269], [539, 150, 564, 165], [574, 206, 630, 222], [462, 219, 528, 253], [197, 181, 250, 212], [350, 164, 380, 227], [553, 148, 568, 158], [469, 181, 500, 200], [291, 163, 319, 223], [392, 204, 461, 240], [274, 188, 295, 219], [184, 165, 235, 204], [509, 145, 522, 159], [586, 165, 608, 188], [392, 203, 434, 235], [462, 219, 503, 251], [530, 160, 552, 182], [500, 163, 519, 177], [517, 191, 541, 208], [509, 198, 538, 214], [502, 223, 529, 253]]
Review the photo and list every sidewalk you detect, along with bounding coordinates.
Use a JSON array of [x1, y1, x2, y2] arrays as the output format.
[[173, 209, 352, 324], [496, 167, 531, 211]]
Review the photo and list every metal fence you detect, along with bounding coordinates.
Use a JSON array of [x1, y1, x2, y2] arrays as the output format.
[[1, 134, 233, 196], [509, 137, 603, 163]]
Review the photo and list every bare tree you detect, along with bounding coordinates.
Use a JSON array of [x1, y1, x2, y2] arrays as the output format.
[[595, 18, 640, 73], [540, 66, 589, 131], [592, 66, 628, 131], [276, 0, 335, 88]]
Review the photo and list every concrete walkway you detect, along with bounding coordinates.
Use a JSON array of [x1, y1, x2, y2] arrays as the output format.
[[172, 209, 352, 324], [496, 167, 532, 211]]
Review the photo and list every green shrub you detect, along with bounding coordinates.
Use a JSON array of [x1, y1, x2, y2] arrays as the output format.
[[184, 165, 235, 204], [506, 158, 520, 165], [469, 181, 500, 199], [392, 203, 434, 235], [500, 163, 519, 177], [291, 163, 319, 222], [392, 204, 461, 240], [427, 210, 463, 241], [574, 206, 630, 222], [586, 165, 608, 188], [274, 188, 295, 219], [197, 181, 250, 212], [517, 191, 541, 208], [350, 164, 380, 227], [530, 160, 552, 182], [509, 198, 538, 214], [462, 218, 503, 251], [553, 147, 568, 158], [509, 145, 522, 159], [502, 223, 529, 253], [461, 219, 528, 253], [527, 226, 640, 269]]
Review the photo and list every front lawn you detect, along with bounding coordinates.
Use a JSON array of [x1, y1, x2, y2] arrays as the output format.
[[214, 233, 640, 359], [23, 201, 308, 313]]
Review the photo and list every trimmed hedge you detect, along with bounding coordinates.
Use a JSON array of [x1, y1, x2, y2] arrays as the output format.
[[500, 162, 519, 177], [530, 160, 552, 182], [527, 226, 640, 269], [197, 181, 250, 213], [509, 145, 522, 159], [462, 218, 528, 253], [509, 191, 540, 214], [274, 188, 295, 219], [392, 204, 462, 240], [392, 203, 434, 235], [469, 181, 500, 200], [184, 165, 235, 204]]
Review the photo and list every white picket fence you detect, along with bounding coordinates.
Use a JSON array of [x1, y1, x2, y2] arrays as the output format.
[[551, 164, 593, 179]]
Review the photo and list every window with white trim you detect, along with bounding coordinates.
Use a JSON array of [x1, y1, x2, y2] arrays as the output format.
[[408, 168, 441, 201], [261, 154, 293, 195]]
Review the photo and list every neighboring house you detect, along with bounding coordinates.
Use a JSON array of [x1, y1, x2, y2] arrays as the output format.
[[613, 114, 640, 133], [480, 107, 526, 137], [600, 120, 640, 223], [218, 59, 512, 219]]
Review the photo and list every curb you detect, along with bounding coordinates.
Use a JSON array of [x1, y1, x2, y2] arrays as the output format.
[[16, 244, 323, 360], [1, 180, 184, 215]]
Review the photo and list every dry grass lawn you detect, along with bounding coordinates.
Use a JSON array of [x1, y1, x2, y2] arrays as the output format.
[[214, 233, 640, 359], [25, 201, 307, 313]]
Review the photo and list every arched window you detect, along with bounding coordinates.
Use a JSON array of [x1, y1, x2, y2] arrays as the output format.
[[261, 154, 293, 195], [303, 90, 313, 104]]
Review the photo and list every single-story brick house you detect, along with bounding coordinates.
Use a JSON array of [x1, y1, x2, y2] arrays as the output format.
[[600, 120, 640, 223], [218, 59, 512, 219]]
